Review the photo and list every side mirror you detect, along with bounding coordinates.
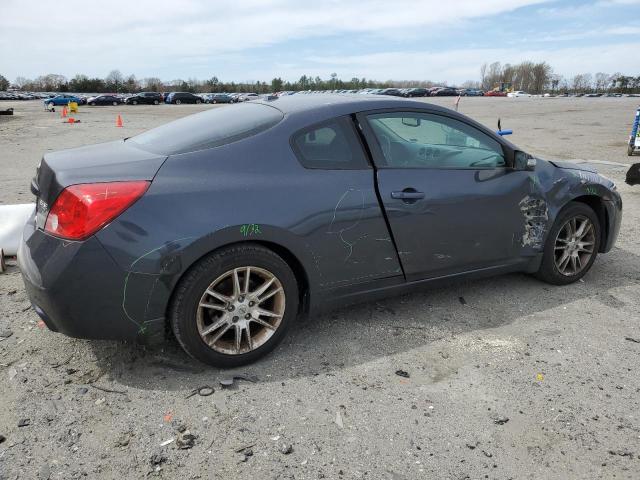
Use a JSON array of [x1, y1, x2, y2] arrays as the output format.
[[514, 151, 536, 171], [402, 117, 421, 127]]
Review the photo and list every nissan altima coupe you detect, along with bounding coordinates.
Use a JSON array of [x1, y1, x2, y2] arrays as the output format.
[[19, 95, 622, 367]]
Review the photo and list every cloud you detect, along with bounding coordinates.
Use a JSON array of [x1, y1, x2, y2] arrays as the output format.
[[0, 0, 549, 79], [292, 42, 640, 83]]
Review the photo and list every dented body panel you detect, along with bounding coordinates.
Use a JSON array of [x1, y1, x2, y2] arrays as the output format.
[[18, 95, 622, 344]]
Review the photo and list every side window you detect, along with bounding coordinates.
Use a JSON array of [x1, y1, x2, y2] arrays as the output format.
[[366, 112, 505, 169], [292, 117, 369, 170]]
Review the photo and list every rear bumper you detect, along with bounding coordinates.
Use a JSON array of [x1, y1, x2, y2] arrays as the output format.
[[18, 213, 164, 344]]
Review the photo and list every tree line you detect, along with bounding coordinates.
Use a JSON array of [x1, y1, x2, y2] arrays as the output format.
[[478, 61, 639, 94], [1, 65, 639, 94]]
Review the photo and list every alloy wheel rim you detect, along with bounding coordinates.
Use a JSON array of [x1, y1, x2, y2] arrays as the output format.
[[196, 266, 285, 355], [554, 215, 595, 276]]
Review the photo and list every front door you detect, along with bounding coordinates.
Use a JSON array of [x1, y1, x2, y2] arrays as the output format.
[[359, 110, 534, 281]]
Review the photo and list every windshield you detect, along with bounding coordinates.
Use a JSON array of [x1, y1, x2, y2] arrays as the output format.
[[128, 103, 284, 155]]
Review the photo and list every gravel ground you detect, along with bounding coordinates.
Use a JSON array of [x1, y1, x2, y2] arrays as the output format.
[[1, 97, 640, 480]]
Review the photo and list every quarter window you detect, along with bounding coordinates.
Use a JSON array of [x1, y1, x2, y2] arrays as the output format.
[[366, 112, 505, 169], [292, 117, 369, 170]]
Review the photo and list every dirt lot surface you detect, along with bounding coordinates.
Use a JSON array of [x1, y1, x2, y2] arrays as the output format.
[[1, 97, 640, 479]]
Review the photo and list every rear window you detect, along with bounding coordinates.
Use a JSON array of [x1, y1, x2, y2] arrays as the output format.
[[128, 103, 284, 155]]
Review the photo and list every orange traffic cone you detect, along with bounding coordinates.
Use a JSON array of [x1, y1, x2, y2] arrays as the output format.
[[115, 114, 123, 127], [61, 106, 67, 118]]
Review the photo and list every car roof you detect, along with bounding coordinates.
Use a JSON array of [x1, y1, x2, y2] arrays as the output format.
[[254, 93, 452, 117]]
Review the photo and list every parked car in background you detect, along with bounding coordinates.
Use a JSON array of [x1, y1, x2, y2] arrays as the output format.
[[431, 87, 459, 96], [165, 92, 203, 104], [484, 90, 508, 97], [204, 93, 234, 104], [87, 95, 125, 106], [125, 92, 163, 105], [43, 94, 84, 107], [460, 88, 484, 96], [379, 88, 403, 97], [238, 93, 259, 102], [507, 91, 531, 98], [403, 88, 429, 97]]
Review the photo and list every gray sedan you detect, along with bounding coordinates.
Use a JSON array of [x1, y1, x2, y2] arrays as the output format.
[[19, 95, 622, 366]]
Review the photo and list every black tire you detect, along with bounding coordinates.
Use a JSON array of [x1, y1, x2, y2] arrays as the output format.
[[196, 99, 202, 104], [89, 102, 95, 106], [153, 100, 159, 105], [169, 244, 299, 367], [212, 99, 217, 104], [175, 99, 181, 105], [534, 202, 601, 285], [629, 143, 635, 157], [132, 100, 138, 105]]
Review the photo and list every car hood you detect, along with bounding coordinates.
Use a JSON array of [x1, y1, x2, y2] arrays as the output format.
[[548, 159, 598, 173]]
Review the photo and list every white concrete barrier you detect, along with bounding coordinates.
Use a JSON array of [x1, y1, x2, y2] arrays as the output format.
[[0, 203, 35, 257]]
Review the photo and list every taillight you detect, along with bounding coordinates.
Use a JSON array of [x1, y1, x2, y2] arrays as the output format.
[[45, 181, 150, 240]]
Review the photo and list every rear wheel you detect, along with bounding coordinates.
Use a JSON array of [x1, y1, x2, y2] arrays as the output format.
[[153, 99, 159, 105], [535, 202, 600, 285], [112, 101, 118, 106], [175, 99, 181, 105], [89, 102, 96, 106], [170, 245, 299, 367], [196, 99, 202, 104]]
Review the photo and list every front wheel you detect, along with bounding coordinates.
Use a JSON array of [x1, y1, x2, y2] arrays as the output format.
[[170, 245, 299, 367], [196, 99, 202, 104], [175, 99, 181, 105], [535, 202, 600, 285], [132, 100, 138, 105]]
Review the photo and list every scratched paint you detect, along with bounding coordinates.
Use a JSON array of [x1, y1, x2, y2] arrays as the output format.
[[326, 188, 367, 263], [519, 196, 548, 248], [121, 237, 192, 333]]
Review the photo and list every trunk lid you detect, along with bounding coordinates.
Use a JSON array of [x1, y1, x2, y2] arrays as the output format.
[[33, 140, 167, 229]]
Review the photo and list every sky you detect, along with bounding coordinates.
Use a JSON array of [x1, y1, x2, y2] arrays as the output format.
[[1, 0, 639, 85]]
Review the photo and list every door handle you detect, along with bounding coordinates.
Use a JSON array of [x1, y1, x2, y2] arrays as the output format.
[[391, 190, 425, 200]]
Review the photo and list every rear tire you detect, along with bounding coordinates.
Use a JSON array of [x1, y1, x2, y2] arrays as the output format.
[[169, 244, 299, 367], [175, 99, 181, 105], [534, 202, 601, 285], [153, 100, 159, 105]]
